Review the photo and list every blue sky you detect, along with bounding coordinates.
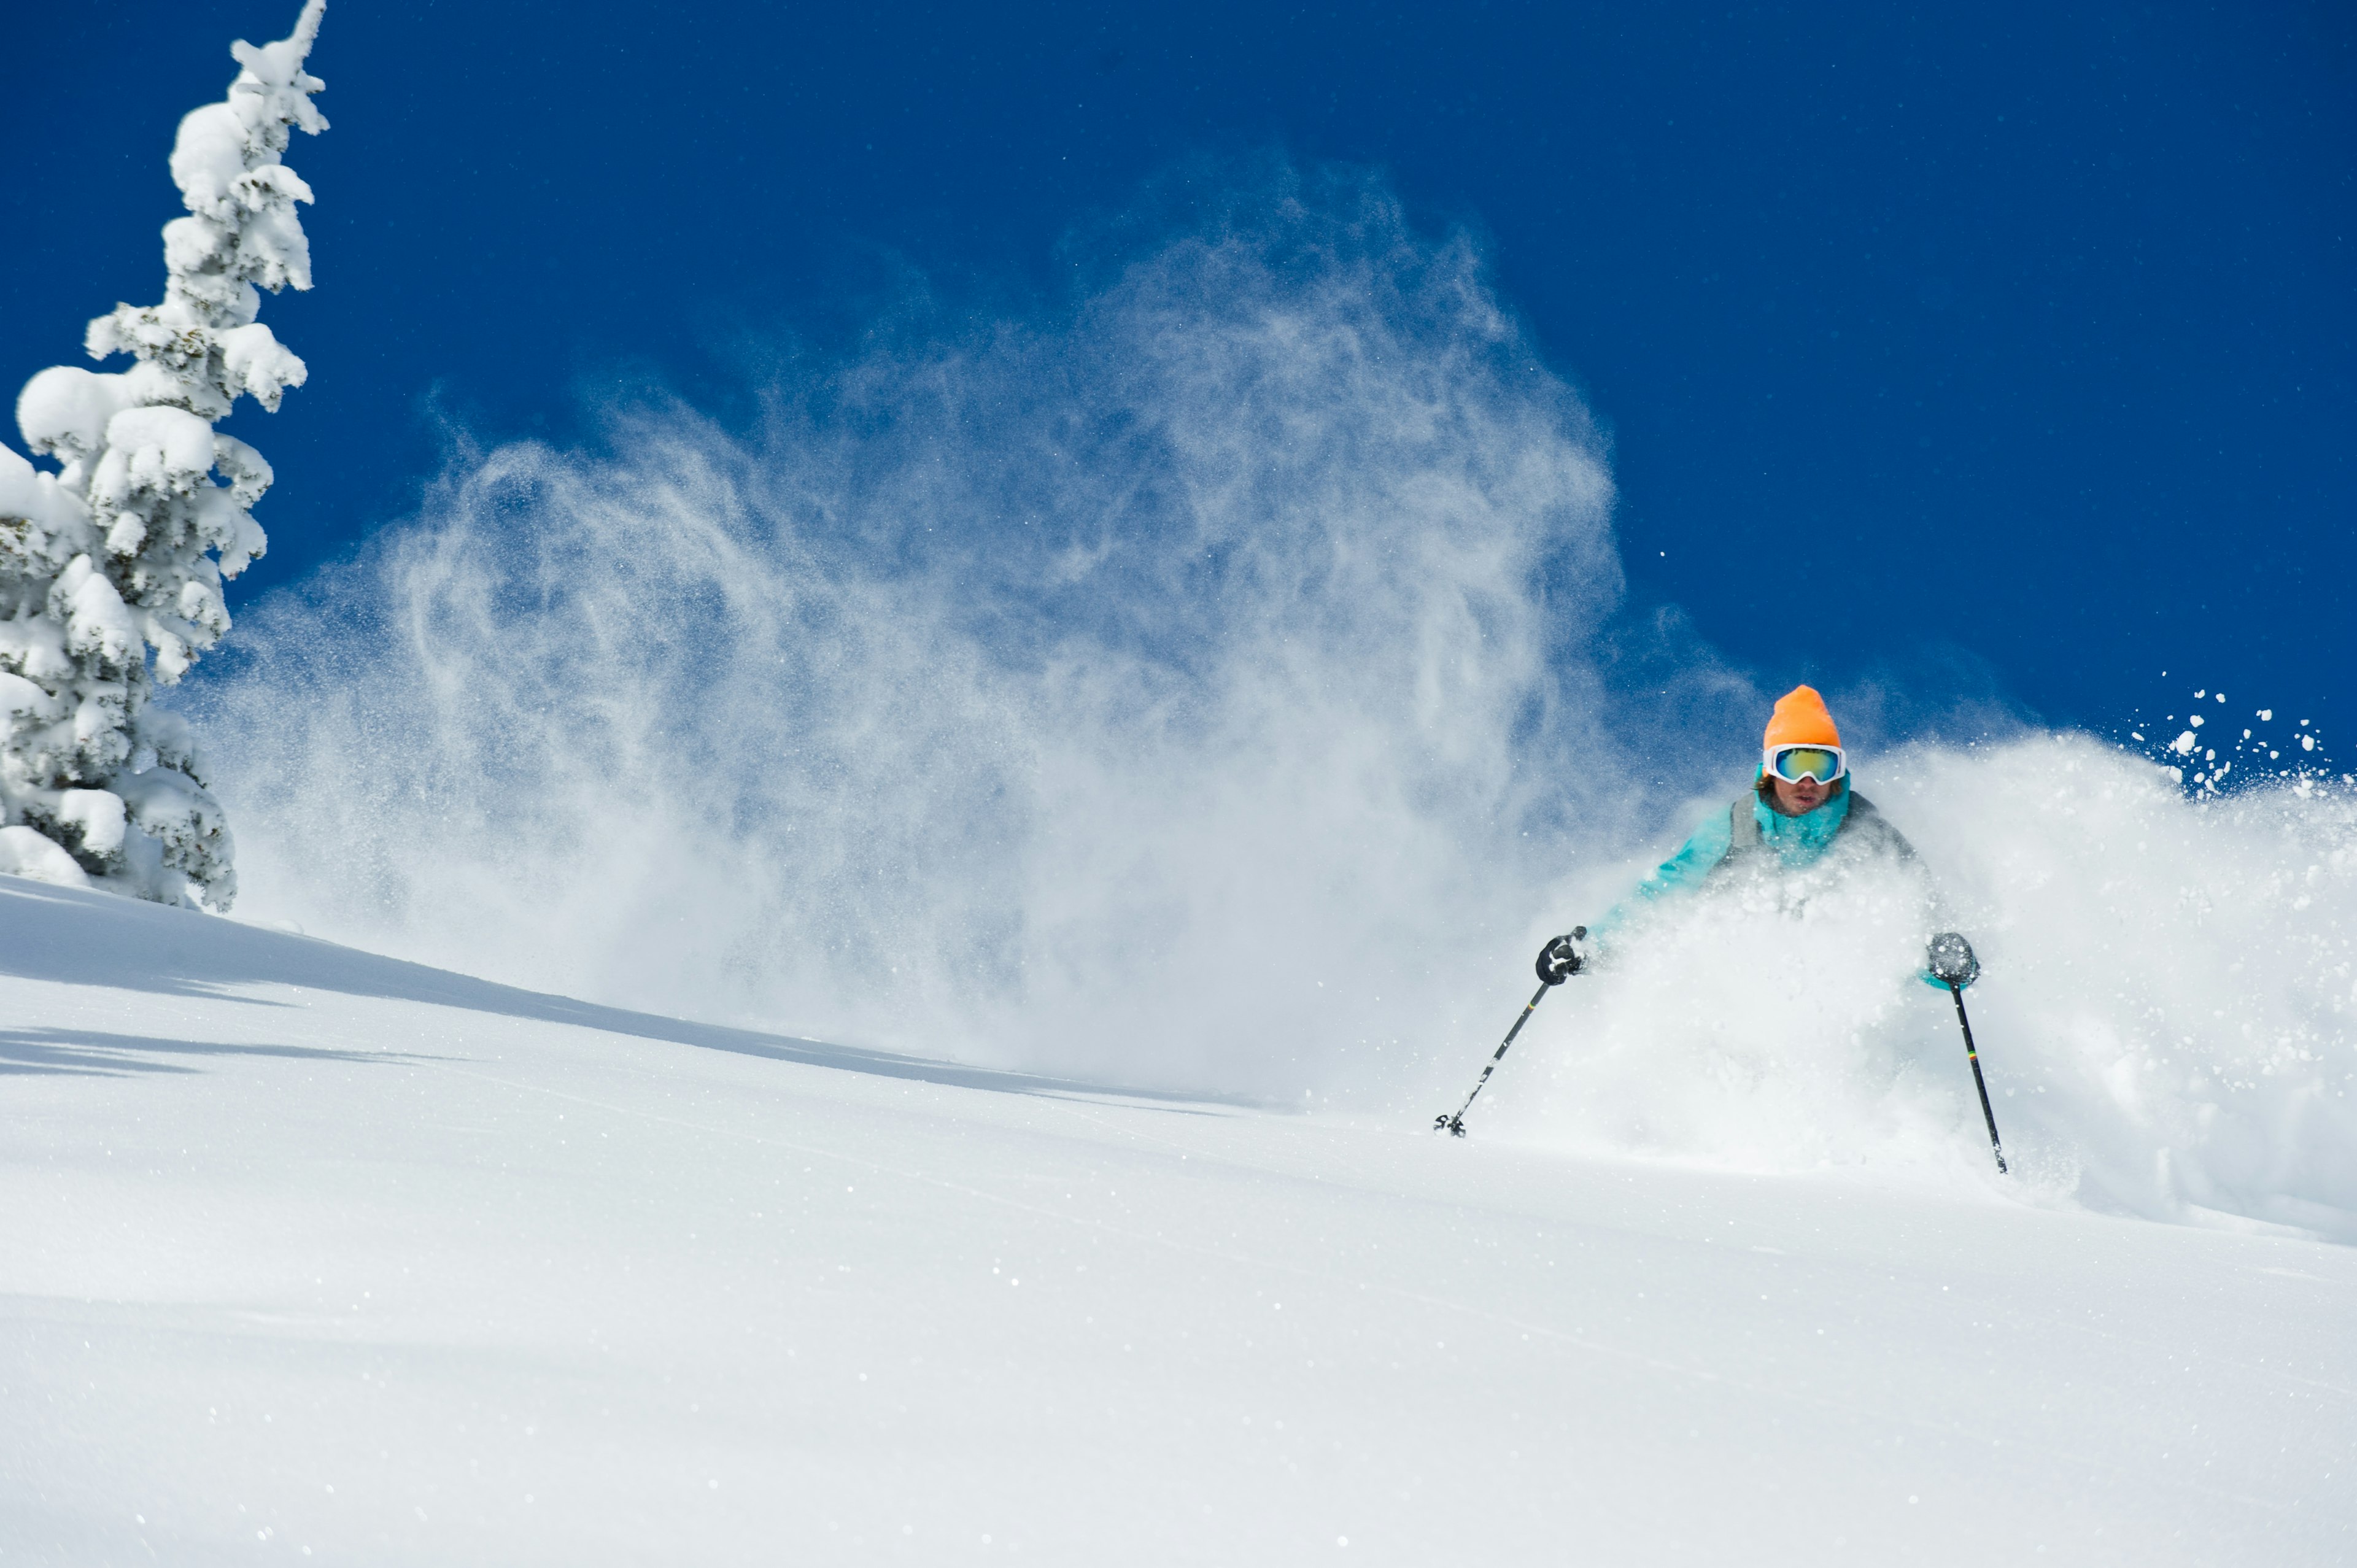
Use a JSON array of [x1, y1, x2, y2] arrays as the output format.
[[4, 1, 2350, 747]]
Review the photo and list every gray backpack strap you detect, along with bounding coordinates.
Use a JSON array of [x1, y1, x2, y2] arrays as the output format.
[[1717, 786, 1919, 882], [1725, 793, 1762, 857], [1837, 792, 1919, 862]]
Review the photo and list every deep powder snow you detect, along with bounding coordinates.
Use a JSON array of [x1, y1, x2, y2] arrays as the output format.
[[1, 877, 2351, 1565]]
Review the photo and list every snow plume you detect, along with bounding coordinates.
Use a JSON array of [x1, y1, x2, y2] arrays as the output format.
[[0, 0, 326, 908], [190, 160, 2357, 1242], [196, 171, 1623, 1093], [1493, 737, 2357, 1240]]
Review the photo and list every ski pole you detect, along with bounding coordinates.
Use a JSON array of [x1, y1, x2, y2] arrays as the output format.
[[1926, 932, 2005, 1174], [1946, 982, 2007, 1174], [1436, 928, 1583, 1138]]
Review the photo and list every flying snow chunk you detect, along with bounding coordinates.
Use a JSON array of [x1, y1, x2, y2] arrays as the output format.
[[2172, 732, 2198, 755]]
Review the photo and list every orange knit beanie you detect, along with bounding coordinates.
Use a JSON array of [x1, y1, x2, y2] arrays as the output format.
[[1763, 685, 1841, 749]]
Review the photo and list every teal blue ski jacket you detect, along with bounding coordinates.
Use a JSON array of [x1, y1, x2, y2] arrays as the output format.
[[1596, 776, 1965, 987], [1645, 779, 1851, 890]]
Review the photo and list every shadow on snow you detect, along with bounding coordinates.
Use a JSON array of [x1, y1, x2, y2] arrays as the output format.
[[0, 877, 1257, 1111], [0, 1027, 439, 1078]]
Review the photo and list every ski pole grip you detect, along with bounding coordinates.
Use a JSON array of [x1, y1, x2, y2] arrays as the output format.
[[1927, 931, 1981, 987], [1535, 928, 1588, 986]]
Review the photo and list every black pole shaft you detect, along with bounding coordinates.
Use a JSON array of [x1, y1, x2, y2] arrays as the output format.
[[1948, 981, 2008, 1174], [1436, 981, 1554, 1137]]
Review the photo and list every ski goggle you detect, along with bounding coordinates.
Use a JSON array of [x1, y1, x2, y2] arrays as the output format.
[[1765, 744, 1846, 784]]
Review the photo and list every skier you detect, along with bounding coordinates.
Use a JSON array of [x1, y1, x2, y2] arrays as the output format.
[[1532, 684, 1979, 989], [1441, 684, 2003, 1154]]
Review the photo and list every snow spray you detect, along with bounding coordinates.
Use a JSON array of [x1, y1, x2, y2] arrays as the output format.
[[193, 168, 1624, 1094], [1487, 738, 2357, 1238], [186, 168, 2357, 1242]]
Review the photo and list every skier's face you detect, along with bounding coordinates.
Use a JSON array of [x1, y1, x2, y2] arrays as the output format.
[[1768, 772, 1832, 815]]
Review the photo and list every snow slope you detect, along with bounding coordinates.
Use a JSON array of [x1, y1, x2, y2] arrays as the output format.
[[2, 875, 2352, 1566]]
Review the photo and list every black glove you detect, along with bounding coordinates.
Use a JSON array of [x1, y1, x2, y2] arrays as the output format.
[[1925, 931, 1981, 988], [1535, 927, 1587, 986]]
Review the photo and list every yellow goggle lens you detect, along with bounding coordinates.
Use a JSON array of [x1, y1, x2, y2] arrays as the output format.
[[1771, 746, 1842, 783]]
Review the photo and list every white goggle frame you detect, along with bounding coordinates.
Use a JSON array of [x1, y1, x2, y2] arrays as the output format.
[[1764, 743, 1847, 783]]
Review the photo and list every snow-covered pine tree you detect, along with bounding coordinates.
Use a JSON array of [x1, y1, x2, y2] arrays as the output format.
[[0, 0, 328, 908]]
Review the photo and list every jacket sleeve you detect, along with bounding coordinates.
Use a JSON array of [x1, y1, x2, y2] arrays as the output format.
[[1849, 798, 1975, 991], [1589, 805, 1736, 946]]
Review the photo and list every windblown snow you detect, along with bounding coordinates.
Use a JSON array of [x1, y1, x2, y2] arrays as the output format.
[[185, 175, 2357, 1248], [2, 876, 2351, 1565]]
